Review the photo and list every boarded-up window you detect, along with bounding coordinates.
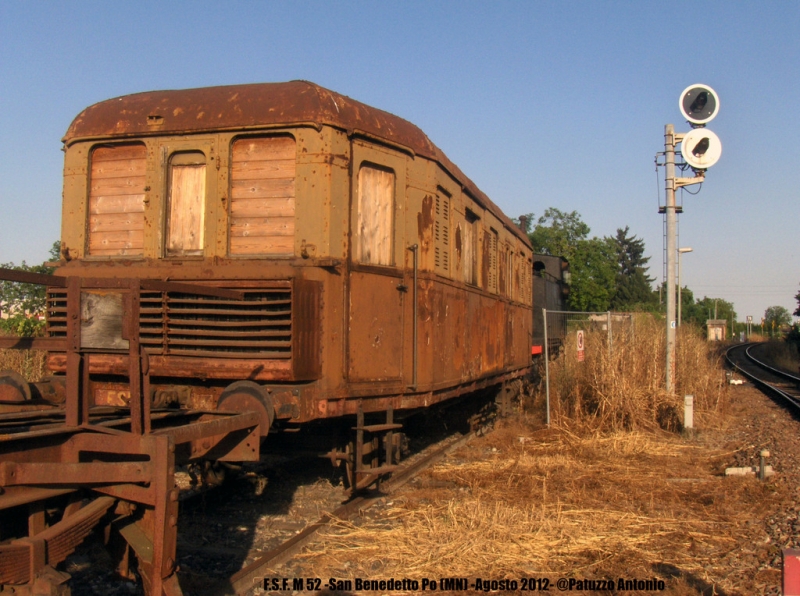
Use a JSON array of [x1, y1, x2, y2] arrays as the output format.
[[510, 248, 522, 302], [434, 192, 450, 275], [498, 244, 508, 296], [356, 165, 394, 265], [88, 143, 146, 256], [462, 210, 478, 285], [230, 136, 296, 256], [516, 252, 530, 304], [166, 152, 206, 257]]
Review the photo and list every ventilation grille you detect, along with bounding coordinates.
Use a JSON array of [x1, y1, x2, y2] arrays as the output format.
[[434, 195, 450, 271], [47, 283, 292, 358]]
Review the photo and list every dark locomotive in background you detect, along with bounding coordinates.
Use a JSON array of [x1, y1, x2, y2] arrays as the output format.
[[0, 81, 574, 595], [532, 254, 571, 356]]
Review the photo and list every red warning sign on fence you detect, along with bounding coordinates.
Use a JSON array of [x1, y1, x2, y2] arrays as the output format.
[[577, 330, 585, 362]]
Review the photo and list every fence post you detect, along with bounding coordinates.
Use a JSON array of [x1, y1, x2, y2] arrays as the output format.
[[543, 308, 550, 427]]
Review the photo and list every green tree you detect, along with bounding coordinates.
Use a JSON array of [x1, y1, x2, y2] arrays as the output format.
[[527, 208, 619, 312], [567, 237, 618, 311], [652, 281, 695, 316], [794, 287, 800, 317], [683, 297, 736, 329], [528, 208, 590, 261], [0, 241, 60, 336], [609, 226, 656, 310], [764, 305, 792, 329], [679, 285, 695, 315]]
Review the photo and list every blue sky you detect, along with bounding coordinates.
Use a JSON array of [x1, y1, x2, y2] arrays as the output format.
[[1, 1, 797, 322]]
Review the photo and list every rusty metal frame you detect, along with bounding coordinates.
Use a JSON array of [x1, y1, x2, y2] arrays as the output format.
[[0, 271, 260, 596]]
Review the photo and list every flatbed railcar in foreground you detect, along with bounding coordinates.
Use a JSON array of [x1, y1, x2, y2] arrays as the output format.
[[0, 81, 533, 595]]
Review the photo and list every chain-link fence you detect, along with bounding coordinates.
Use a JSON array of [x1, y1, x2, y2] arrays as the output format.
[[541, 309, 635, 425]]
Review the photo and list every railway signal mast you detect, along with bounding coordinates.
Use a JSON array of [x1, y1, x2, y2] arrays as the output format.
[[661, 84, 722, 393]]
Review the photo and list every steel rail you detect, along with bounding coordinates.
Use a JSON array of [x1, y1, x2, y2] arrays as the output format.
[[228, 428, 480, 594], [726, 343, 800, 412], [744, 344, 800, 384]]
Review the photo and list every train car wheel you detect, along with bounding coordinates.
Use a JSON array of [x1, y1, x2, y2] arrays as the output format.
[[217, 381, 275, 438], [0, 369, 32, 402]]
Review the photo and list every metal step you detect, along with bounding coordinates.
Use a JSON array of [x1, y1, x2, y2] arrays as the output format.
[[353, 423, 403, 433]]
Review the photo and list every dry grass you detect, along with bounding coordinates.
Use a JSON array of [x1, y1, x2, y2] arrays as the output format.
[[291, 318, 758, 593], [757, 340, 799, 374], [296, 421, 773, 594], [538, 315, 728, 432], [0, 347, 47, 382]]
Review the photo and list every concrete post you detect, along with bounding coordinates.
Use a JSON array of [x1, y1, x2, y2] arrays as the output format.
[[665, 124, 677, 393]]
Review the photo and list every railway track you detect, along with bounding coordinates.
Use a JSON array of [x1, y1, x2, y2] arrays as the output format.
[[726, 342, 800, 411], [229, 427, 480, 595], [63, 394, 504, 596]]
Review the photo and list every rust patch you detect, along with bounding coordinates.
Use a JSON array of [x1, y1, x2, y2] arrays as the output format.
[[454, 224, 462, 259], [416, 279, 433, 322], [417, 194, 433, 255]]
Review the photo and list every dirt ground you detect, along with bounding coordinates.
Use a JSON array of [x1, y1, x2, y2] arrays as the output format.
[[25, 343, 800, 595], [280, 381, 800, 596]]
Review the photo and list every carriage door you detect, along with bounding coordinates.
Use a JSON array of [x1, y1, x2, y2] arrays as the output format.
[[347, 160, 405, 383]]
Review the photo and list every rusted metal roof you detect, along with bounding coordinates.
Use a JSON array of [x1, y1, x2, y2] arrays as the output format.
[[64, 80, 529, 245]]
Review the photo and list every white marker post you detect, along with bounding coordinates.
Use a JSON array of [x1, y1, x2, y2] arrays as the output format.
[[684, 394, 694, 430]]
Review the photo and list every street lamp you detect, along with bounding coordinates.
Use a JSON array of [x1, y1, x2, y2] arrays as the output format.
[[677, 247, 693, 327]]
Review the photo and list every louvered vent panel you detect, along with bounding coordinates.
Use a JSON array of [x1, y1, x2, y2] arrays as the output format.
[[47, 283, 292, 358], [46, 289, 68, 341], [434, 196, 441, 268], [434, 195, 450, 273], [441, 200, 449, 270]]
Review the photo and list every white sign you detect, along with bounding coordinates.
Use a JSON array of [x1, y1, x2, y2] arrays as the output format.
[[577, 330, 585, 362]]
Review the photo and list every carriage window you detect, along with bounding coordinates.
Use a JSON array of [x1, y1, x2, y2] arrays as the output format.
[[230, 136, 296, 256], [87, 143, 146, 257], [166, 151, 206, 257], [356, 165, 394, 266]]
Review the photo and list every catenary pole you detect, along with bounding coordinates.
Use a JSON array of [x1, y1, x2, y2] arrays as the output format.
[[665, 124, 677, 393]]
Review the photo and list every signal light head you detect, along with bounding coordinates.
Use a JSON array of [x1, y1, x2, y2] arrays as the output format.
[[680, 128, 722, 169], [679, 84, 720, 125]]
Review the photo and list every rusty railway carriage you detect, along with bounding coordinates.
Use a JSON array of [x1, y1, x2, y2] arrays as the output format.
[[0, 81, 533, 595]]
